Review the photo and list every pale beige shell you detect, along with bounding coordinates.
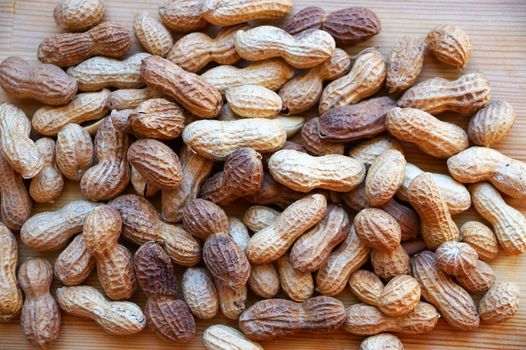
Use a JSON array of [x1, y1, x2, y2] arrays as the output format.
[[226, 85, 282, 118], [182, 267, 219, 320], [203, 324, 264, 350], [461, 221, 499, 262], [479, 282, 520, 323], [228, 217, 250, 252], [202, 0, 292, 26], [426, 24, 471, 68], [435, 241, 478, 276], [133, 12, 173, 57], [360, 333, 404, 350], [55, 123, 94, 181], [468, 100, 515, 147], [365, 150, 406, 207], [386, 35, 425, 93], [54, 0, 104, 31], [243, 205, 280, 232], [348, 136, 403, 169]]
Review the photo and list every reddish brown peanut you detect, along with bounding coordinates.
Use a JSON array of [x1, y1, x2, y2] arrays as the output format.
[[245, 172, 304, 209], [134, 242, 196, 342], [360, 333, 404, 350], [203, 324, 264, 350], [107, 87, 163, 110], [348, 136, 403, 169], [182, 199, 229, 240], [435, 241, 478, 276], [159, 0, 207, 32], [134, 12, 173, 57], [365, 150, 406, 207], [54, 0, 104, 31], [202, 0, 293, 26], [279, 48, 351, 115], [398, 73, 491, 114], [354, 208, 402, 252], [316, 226, 370, 296], [349, 271, 421, 317], [0, 56, 77, 105], [0, 224, 22, 322], [371, 244, 411, 280], [29, 138, 64, 204], [408, 173, 459, 250], [57, 286, 145, 335], [18, 259, 61, 349], [301, 118, 345, 156], [411, 251, 479, 330], [479, 282, 520, 324], [248, 263, 280, 299], [55, 123, 94, 181], [386, 36, 425, 93], [469, 182, 526, 255], [0, 152, 32, 231], [128, 98, 187, 140], [426, 24, 471, 68], [81, 117, 131, 201], [276, 254, 314, 302], [468, 100, 515, 147], [461, 221, 499, 262], [239, 296, 346, 340], [54, 234, 95, 286], [182, 267, 219, 320], [448, 147, 526, 199], [319, 48, 386, 114], [344, 302, 439, 335]]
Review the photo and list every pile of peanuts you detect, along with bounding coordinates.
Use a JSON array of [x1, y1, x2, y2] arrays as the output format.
[[0, 0, 523, 349]]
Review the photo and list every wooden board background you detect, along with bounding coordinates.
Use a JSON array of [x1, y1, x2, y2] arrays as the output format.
[[1, 0, 526, 349]]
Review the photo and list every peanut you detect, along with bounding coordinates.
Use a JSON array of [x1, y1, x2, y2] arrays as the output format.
[[275, 115, 305, 137], [371, 244, 411, 280], [279, 48, 351, 114], [55, 123, 94, 181], [349, 271, 421, 317], [435, 241, 478, 276], [348, 136, 403, 169], [134, 12, 173, 57], [245, 172, 304, 209], [159, 0, 207, 32], [239, 296, 346, 340], [38, 22, 132, 67], [248, 263, 280, 299], [106, 110, 132, 133], [107, 87, 162, 110], [182, 267, 219, 320], [21, 200, 99, 252], [183, 198, 229, 240], [226, 85, 282, 118], [398, 73, 491, 114], [461, 221, 499, 262], [168, 25, 248, 73], [301, 118, 345, 156], [56, 285, 146, 335], [468, 100, 515, 147], [203, 324, 263, 350], [0, 103, 43, 179], [426, 24, 471, 68], [228, 217, 250, 252], [354, 208, 401, 251], [128, 98, 187, 140], [411, 251, 479, 330], [54, 0, 104, 31], [456, 260, 495, 293], [18, 258, 61, 349], [67, 53, 150, 92], [448, 147, 526, 199], [479, 282, 520, 323], [276, 254, 314, 302], [319, 48, 386, 113], [234, 26, 336, 69], [360, 333, 404, 350], [134, 242, 196, 342], [0, 56, 77, 105], [344, 302, 439, 335], [365, 150, 406, 207], [29, 138, 64, 203], [131, 165, 160, 197], [386, 36, 425, 93], [215, 280, 247, 320], [0, 152, 32, 230], [469, 182, 526, 255], [243, 205, 280, 232], [0, 223, 22, 322], [202, 0, 292, 26], [54, 234, 95, 286]]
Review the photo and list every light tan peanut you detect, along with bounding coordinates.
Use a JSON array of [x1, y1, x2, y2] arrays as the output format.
[[0, 152, 32, 230], [279, 48, 351, 115], [0, 103, 43, 179], [54, 234, 95, 286], [228, 217, 250, 252], [67, 53, 150, 92], [33, 89, 110, 136], [448, 147, 526, 199], [131, 166, 160, 197], [354, 208, 401, 252], [18, 259, 61, 349], [0, 224, 22, 322], [29, 138, 64, 204], [461, 221, 499, 262], [408, 173, 459, 250], [202, 0, 293, 26], [398, 163, 471, 215], [182, 267, 219, 320], [246, 194, 327, 264], [468, 100, 515, 147], [107, 87, 162, 110], [371, 244, 410, 280], [469, 182, 526, 255], [269, 150, 365, 192], [365, 150, 406, 207], [456, 260, 495, 293], [235, 26, 335, 69], [239, 296, 346, 340], [348, 136, 403, 169], [38, 22, 132, 68], [245, 172, 305, 209], [349, 271, 421, 317], [134, 12, 173, 57], [55, 123, 94, 181], [386, 107, 468, 159], [215, 280, 247, 320], [159, 0, 207, 32], [54, 0, 104, 31], [479, 282, 520, 323], [248, 263, 280, 299], [0, 56, 78, 105], [201, 59, 294, 94], [276, 254, 314, 302], [360, 333, 404, 350], [243, 205, 280, 232], [21, 200, 99, 252], [81, 117, 130, 201], [162, 146, 213, 222], [203, 324, 264, 350], [319, 48, 386, 113], [168, 25, 248, 73], [183, 118, 286, 161], [435, 241, 478, 276], [290, 205, 349, 272], [344, 302, 439, 335], [398, 73, 491, 114], [301, 118, 345, 156], [141, 55, 222, 118], [226, 85, 282, 118], [57, 286, 146, 335], [426, 24, 471, 68], [386, 36, 425, 93], [316, 226, 370, 296], [411, 251, 479, 330]]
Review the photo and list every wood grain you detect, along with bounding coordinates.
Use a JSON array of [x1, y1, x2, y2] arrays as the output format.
[[1, 0, 526, 349]]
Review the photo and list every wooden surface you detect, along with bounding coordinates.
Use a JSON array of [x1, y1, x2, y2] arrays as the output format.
[[1, 0, 526, 349]]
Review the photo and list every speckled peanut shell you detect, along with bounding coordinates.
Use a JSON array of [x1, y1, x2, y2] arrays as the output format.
[[348, 136, 403, 169], [226, 85, 282, 118], [182, 198, 229, 240], [386, 36, 425, 93], [301, 118, 345, 156], [0, 152, 32, 231], [0, 224, 22, 322], [426, 24, 471, 68], [245, 172, 305, 209], [54, 0, 104, 31], [365, 150, 406, 207], [159, 0, 207, 32], [215, 279, 247, 320], [248, 263, 280, 299], [182, 268, 218, 320], [29, 138, 64, 204], [360, 333, 404, 350], [371, 244, 410, 280], [435, 241, 478, 276], [479, 282, 520, 323], [55, 123, 94, 181], [354, 208, 401, 252], [468, 100, 515, 147], [54, 234, 95, 286], [461, 221, 499, 262], [276, 254, 314, 302], [134, 12, 173, 57], [202, 0, 292, 26], [203, 324, 264, 350]]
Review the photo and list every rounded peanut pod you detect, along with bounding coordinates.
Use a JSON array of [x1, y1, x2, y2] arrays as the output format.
[[29, 138, 64, 204], [133, 12, 173, 57], [55, 123, 94, 181], [426, 24, 471, 68], [468, 100, 515, 147], [54, 0, 105, 31], [182, 267, 219, 320]]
